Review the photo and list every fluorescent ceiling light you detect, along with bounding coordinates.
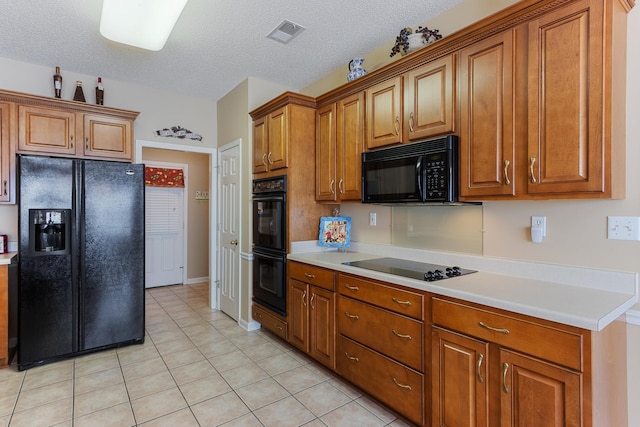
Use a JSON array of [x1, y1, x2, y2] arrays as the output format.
[[100, 0, 188, 51]]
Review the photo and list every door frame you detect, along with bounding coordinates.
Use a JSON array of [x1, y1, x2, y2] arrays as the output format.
[[144, 160, 188, 287], [217, 139, 242, 319], [135, 139, 218, 308]]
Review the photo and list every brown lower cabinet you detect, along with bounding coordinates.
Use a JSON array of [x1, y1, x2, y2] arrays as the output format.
[[253, 264, 627, 427], [0, 264, 8, 368]]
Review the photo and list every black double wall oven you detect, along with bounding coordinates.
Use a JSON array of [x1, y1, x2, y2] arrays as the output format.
[[252, 176, 287, 316]]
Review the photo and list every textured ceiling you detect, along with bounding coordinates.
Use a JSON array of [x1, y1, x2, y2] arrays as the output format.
[[0, 0, 464, 102]]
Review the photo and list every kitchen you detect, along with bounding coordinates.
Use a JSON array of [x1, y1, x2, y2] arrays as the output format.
[[0, 0, 639, 425]]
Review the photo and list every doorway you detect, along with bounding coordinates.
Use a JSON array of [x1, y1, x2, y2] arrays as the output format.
[[144, 161, 187, 288], [135, 140, 218, 307]]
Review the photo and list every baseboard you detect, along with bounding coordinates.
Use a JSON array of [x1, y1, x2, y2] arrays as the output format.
[[185, 276, 209, 285], [238, 318, 261, 332]]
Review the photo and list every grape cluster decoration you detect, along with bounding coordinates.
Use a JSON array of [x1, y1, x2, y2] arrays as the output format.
[[390, 26, 443, 57]]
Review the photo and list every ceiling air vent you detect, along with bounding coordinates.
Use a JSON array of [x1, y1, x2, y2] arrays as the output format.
[[267, 20, 305, 44]]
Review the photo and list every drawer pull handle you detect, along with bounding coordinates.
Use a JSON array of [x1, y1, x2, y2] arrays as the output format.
[[344, 312, 359, 320], [477, 353, 484, 383], [392, 297, 412, 306], [343, 284, 359, 292], [392, 330, 412, 340], [275, 324, 283, 332], [408, 112, 415, 132], [267, 152, 273, 165], [2, 180, 6, 196], [310, 293, 316, 310], [394, 116, 400, 135], [304, 273, 316, 280], [329, 179, 335, 195], [502, 362, 510, 393], [345, 352, 359, 362], [478, 321, 509, 335], [262, 153, 267, 166], [392, 377, 412, 391], [302, 290, 307, 307]]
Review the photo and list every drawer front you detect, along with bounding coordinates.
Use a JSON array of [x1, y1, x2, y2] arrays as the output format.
[[252, 304, 287, 340], [289, 262, 335, 291], [338, 274, 424, 320], [337, 335, 424, 426], [338, 296, 423, 371], [432, 297, 583, 370]]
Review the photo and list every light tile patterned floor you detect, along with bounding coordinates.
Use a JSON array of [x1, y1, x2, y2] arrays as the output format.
[[0, 283, 416, 426]]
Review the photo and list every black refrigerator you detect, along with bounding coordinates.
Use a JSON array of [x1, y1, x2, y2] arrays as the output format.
[[17, 155, 145, 370]]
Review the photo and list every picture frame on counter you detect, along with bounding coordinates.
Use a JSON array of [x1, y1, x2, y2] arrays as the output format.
[[318, 216, 351, 248]]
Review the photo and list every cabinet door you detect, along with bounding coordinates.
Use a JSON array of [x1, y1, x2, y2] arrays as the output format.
[[365, 76, 403, 149], [267, 107, 288, 171], [83, 114, 132, 161], [315, 104, 337, 201], [500, 349, 581, 427], [309, 286, 334, 369], [459, 30, 516, 198], [252, 116, 268, 174], [336, 92, 364, 201], [404, 54, 455, 141], [527, 0, 604, 195], [432, 327, 490, 427], [287, 279, 309, 352], [0, 103, 11, 202], [18, 105, 76, 156]]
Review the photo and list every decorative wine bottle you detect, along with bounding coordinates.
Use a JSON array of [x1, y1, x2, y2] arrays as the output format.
[[53, 66, 62, 98], [73, 81, 86, 102], [95, 77, 104, 105]]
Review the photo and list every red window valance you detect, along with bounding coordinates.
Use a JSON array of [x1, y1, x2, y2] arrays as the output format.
[[145, 167, 185, 188]]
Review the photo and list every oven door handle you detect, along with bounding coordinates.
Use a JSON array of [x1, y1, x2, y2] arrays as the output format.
[[253, 249, 286, 262], [416, 157, 423, 198]]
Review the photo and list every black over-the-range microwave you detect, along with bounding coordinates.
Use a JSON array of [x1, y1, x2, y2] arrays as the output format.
[[362, 135, 459, 204]]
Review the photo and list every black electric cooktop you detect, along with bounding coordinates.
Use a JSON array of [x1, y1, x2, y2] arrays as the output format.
[[343, 257, 476, 282]]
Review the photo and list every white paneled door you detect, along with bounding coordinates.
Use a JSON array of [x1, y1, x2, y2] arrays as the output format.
[[219, 143, 240, 320], [145, 186, 185, 288]]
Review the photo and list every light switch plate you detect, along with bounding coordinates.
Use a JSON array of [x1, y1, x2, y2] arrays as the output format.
[[608, 216, 640, 240]]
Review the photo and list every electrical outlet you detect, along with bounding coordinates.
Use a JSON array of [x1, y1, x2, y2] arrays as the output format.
[[369, 212, 376, 226], [608, 216, 640, 240], [531, 216, 546, 236]]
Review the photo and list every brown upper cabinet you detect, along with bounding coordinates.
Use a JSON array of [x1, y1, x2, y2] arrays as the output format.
[[313, 0, 631, 201], [316, 92, 365, 201], [459, 0, 629, 200], [365, 54, 455, 150], [0, 103, 13, 203], [7, 91, 138, 162], [459, 29, 517, 198], [250, 92, 317, 176]]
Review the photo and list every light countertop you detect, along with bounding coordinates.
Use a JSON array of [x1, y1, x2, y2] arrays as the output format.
[[0, 252, 17, 265], [288, 244, 638, 332]]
